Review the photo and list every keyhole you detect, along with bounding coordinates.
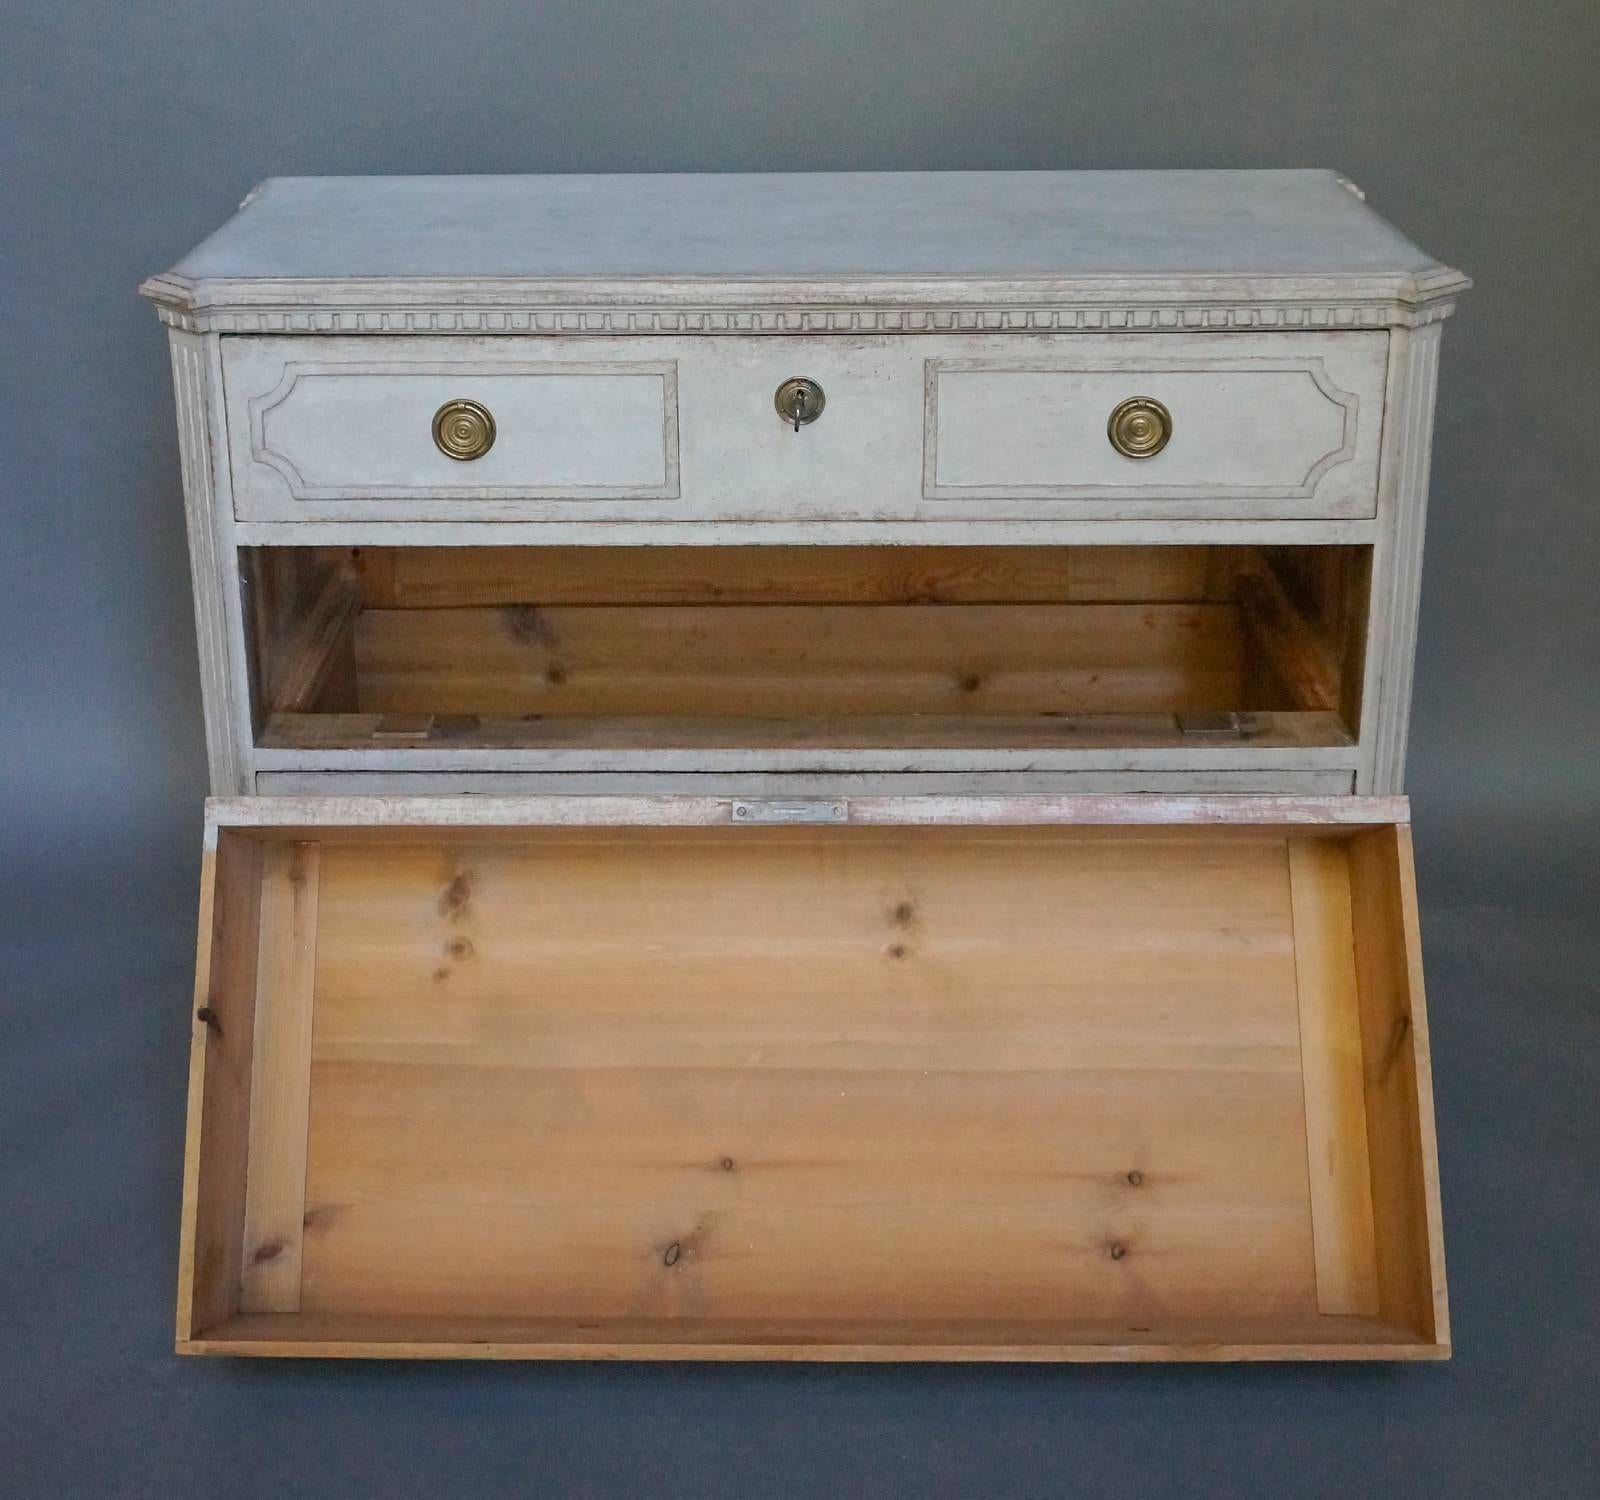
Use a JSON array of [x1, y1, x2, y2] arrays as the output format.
[[775, 378, 824, 431]]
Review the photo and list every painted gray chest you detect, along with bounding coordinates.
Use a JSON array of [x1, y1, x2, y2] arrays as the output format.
[[142, 170, 1467, 798]]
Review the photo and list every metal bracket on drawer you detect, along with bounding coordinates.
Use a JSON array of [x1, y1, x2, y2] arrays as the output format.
[[731, 799, 848, 825]]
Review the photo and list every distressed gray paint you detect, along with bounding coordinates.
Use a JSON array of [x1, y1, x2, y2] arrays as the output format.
[[2, 0, 1597, 1495]]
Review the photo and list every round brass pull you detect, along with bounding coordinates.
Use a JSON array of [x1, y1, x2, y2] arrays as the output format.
[[1107, 397, 1172, 459], [432, 398, 496, 461]]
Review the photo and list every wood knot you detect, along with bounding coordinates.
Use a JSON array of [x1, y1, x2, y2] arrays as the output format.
[[663, 1241, 682, 1268], [886, 943, 909, 961], [251, 1239, 285, 1264], [445, 936, 475, 961], [438, 870, 474, 918], [196, 1006, 222, 1036], [1108, 1241, 1128, 1261], [1378, 1013, 1414, 1083], [720, 1157, 736, 1173], [1125, 1170, 1144, 1187], [958, 673, 984, 694], [545, 666, 568, 686], [505, 604, 558, 646], [891, 901, 916, 927]]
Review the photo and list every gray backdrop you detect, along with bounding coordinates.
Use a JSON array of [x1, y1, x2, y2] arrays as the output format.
[[3, 2, 1596, 1495]]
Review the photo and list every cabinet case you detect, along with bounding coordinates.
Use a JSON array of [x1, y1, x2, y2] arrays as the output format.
[[147, 171, 1465, 1360], [142, 169, 1469, 801]]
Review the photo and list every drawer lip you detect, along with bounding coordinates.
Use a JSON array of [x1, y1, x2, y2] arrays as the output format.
[[207, 791, 1401, 832], [179, 1320, 1448, 1362]]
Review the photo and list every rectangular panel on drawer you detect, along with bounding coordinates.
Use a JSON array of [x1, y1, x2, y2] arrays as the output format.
[[223, 339, 679, 517], [925, 334, 1387, 518], [224, 334, 1385, 524]]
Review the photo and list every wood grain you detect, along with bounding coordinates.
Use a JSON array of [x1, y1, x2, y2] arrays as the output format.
[[354, 544, 1230, 609], [179, 799, 1444, 1358], [1288, 838, 1379, 1314], [238, 842, 321, 1313], [185, 1311, 1448, 1362], [298, 828, 1314, 1326], [264, 569, 361, 714], [177, 830, 262, 1340], [1347, 825, 1449, 1345], [257, 712, 1356, 777], [352, 601, 1247, 719], [1237, 562, 1340, 712]]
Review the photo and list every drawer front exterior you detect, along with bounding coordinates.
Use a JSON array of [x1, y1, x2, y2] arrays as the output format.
[[924, 342, 1385, 516], [223, 340, 678, 514], [224, 332, 1386, 524]]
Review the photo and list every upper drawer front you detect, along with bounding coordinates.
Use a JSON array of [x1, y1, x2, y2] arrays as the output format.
[[223, 333, 1386, 524], [223, 341, 678, 518], [926, 343, 1384, 515]]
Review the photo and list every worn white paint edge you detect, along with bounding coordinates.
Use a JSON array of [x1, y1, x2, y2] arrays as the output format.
[[170, 330, 251, 794], [207, 792, 1409, 831], [231, 518, 1380, 548], [1358, 323, 1442, 794], [140, 270, 1470, 333]]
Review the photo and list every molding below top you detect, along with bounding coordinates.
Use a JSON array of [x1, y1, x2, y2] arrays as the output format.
[[139, 269, 1471, 335]]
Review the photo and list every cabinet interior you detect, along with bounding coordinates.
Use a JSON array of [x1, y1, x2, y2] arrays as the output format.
[[243, 544, 1371, 759]]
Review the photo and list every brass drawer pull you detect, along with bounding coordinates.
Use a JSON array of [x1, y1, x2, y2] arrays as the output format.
[[432, 398, 496, 460], [1107, 396, 1171, 459]]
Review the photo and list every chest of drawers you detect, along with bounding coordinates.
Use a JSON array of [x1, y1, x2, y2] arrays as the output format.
[[144, 170, 1466, 801], [145, 171, 1464, 1360]]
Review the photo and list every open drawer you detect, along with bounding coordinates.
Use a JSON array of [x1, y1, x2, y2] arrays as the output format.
[[180, 794, 1447, 1361], [243, 543, 1370, 779]]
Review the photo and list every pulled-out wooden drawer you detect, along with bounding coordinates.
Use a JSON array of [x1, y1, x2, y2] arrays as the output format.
[[222, 333, 1386, 524], [180, 794, 1446, 1361]]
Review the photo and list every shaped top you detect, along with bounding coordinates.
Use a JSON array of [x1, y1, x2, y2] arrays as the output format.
[[142, 170, 1468, 327]]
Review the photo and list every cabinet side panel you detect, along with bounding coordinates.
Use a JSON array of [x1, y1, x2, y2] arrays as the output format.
[[1358, 326, 1441, 793], [169, 329, 252, 793]]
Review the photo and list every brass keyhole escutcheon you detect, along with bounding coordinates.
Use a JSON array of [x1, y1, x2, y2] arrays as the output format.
[[775, 377, 825, 431], [1107, 396, 1172, 459], [432, 398, 497, 461]]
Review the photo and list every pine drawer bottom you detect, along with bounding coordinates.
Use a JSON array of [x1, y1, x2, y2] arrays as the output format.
[[179, 795, 1447, 1361]]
